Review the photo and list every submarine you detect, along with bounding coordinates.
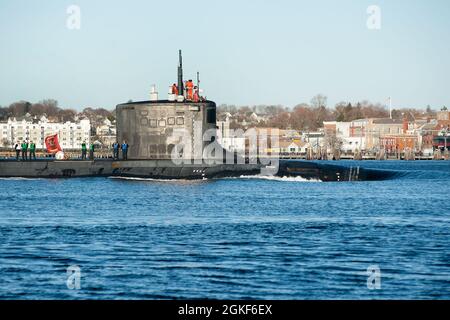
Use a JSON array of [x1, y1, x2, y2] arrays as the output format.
[[0, 51, 396, 182]]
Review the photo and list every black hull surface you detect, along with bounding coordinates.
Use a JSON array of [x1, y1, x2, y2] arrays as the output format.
[[0, 159, 397, 181], [276, 160, 398, 182]]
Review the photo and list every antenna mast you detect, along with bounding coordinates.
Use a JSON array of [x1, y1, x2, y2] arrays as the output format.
[[178, 50, 184, 96]]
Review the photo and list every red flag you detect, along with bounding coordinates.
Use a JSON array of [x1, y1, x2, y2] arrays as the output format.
[[45, 134, 62, 154]]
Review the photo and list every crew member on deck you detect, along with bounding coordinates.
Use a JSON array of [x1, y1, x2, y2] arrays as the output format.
[[21, 140, 28, 161], [112, 141, 120, 160], [14, 141, 20, 161], [171, 83, 179, 96], [193, 86, 199, 102], [81, 141, 87, 160], [89, 143, 95, 160], [121, 141, 129, 160], [29, 141, 36, 160], [186, 79, 194, 100]]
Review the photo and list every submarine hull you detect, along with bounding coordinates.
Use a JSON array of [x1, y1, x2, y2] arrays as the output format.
[[0, 159, 262, 179], [110, 160, 262, 180], [0, 160, 110, 178], [276, 160, 398, 182], [0, 159, 396, 181]]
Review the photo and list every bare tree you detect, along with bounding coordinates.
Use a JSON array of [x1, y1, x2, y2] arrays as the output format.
[[2, 138, 9, 148], [9, 101, 31, 117], [310, 94, 328, 109], [325, 131, 343, 152]]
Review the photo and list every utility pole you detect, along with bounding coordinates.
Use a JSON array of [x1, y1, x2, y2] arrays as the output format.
[[443, 128, 448, 153], [359, 122, 363, 152], [389, 97, 392, 119]]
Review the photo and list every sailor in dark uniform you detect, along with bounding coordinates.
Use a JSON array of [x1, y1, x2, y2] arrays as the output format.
[[14, 142, 20, 161], [121, 141, 129, 160], [112, 141, 120, 160]]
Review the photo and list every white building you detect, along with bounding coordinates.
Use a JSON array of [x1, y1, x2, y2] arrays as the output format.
[[96, 118, 116, 136], [274, 140, 308, 154], [324, 120, 367, 152], [96, 118, 117, 147], [302, 131, 326, 150], [0, 115, 91, 149]]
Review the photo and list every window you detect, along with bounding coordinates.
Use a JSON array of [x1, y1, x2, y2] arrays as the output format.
[[158, 119, 166, 127], [140, 118, 148, 126], [150, 119, 157, 128], [176, 117, 184, 125], [168, 117, 175, 125]]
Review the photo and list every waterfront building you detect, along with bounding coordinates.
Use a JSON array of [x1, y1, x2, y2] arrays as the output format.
[[379, 135, 418, 153], [302, 131, 326, 151], [408, 120, 437, 155], [365, 118, 405, 150], [323, 117, 438, 154], [272, 140, 308, 155], [323, 120, 367, 152], [437, 108, 450, 127], [0, 115, 91, 149], [96, 118, 117, 147]]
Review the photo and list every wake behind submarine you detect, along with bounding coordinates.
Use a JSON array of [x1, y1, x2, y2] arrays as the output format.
[[0, 51, 397, 182]]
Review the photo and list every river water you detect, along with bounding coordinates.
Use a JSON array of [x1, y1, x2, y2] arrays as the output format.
[[0, 161, 449, 299]]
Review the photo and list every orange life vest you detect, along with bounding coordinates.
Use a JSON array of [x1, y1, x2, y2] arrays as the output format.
[[171, 84, 178, 95], [193, 90, 199, 102]]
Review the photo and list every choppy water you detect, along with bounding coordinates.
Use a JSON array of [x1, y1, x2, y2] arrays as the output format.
[[0, 161, 449, 299]]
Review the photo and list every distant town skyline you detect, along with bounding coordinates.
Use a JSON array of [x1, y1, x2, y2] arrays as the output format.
[[0, 0, 449, 110]]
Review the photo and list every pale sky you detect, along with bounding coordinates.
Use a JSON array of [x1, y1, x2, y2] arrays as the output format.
[[0, 0, 449, 110]]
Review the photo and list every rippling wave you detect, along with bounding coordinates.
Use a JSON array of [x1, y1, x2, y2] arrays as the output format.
[[226, 175, 322, 182], [108, 176, 208, 183]]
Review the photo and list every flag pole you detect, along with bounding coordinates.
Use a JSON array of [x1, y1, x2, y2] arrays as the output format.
[[389, 97, 392, 119]]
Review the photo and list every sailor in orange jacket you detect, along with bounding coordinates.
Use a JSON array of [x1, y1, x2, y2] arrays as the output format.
[[171, 83, 178, 96], [193, 86, 200, 102], [186, 79, 194, 100]]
